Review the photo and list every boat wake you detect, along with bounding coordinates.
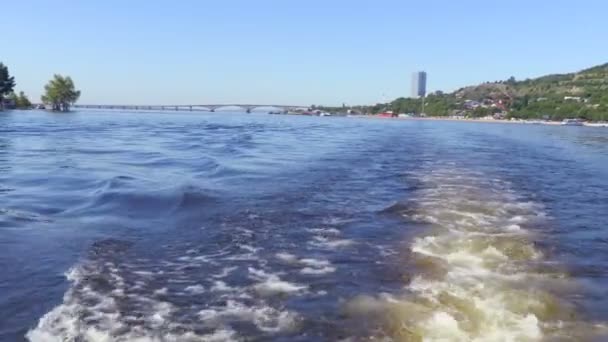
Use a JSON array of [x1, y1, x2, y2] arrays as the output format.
[[344, 167, 607, 341], [25, 238, 303, 341]]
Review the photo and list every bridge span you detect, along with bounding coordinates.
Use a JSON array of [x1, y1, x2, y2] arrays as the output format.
[[73, 104, 309, 113]]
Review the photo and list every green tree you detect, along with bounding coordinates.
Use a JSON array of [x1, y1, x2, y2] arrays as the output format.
[[471, 107, 492, 117], [16, 91, 32, 109], [7, 92, 18, 109], [0, 63, 16, 111], [41, 74, 81, 112]]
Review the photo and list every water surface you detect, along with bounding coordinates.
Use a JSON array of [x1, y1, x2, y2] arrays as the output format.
[[1, 111, 607, 341]]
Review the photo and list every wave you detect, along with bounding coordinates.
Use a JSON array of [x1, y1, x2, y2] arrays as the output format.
[[26, 248, 300, 341], [344, 167, 607, 341], [25, 219, 306, 342], [67, 179, 218, 219]]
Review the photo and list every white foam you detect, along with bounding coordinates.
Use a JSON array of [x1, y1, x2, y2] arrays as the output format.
[[254, 277, 307, 296], [276, 253, 336, 275], [213, 266, 238, 279], [198, 300, 297, 333], [248, 267, 307, 296], [300, 266, 336, 275], [184, 284, 206, 294], [27, 264, 262, 341], [322, 217, 354, 225], [299, 258, 331, 267], [239, 244, 260, 253], [211, 280, 236, 292], [196, 329, 238, 342], [153, 287, 168, 296], [306, 227, 341, 235], [310, 236, 354, 248], [345, 166, 583, 341], [275, 252, 298, 263]]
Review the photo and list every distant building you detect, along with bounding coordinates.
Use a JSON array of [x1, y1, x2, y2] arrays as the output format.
[[411, 71, 427, 98]]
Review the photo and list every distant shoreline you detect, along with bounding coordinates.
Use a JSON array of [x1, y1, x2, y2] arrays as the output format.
[[349, 115, 608, 127]]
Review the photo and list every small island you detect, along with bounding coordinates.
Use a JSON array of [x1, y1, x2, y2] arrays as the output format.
[[0, 62, 80, 112]]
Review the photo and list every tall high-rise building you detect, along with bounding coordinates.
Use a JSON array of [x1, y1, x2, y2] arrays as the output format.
[[411, 71, 427, 98]]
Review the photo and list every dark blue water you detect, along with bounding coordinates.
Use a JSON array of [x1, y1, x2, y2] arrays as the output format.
[[1, 111, 607, 341]]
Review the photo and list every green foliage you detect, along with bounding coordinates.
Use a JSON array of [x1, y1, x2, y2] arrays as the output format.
[[471, 107, 492, 117], [447, 62, 608, 121], [41, 74, 81, 112], [16, 91, 32, 109], [390, 97, 420, 114], [0, 62, 16, 110], [7, 92, 18, 108], [423, 92, 458, 116], [306, 63, 608, 121]]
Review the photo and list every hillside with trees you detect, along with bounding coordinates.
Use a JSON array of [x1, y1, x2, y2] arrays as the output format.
[[457, 63, 608, 121], [357, 63, 608, 121]]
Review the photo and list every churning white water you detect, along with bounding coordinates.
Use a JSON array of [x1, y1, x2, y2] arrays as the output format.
[[345, 167, 606, 341]]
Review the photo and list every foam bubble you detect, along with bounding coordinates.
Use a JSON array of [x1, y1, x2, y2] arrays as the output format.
[[306, 227, 341, 235], [276, 254, 336, 275], [300, 266, 336, 275], [310, 236, 355, 248], [275, 252, 298, 263], [184, 284, 206, 294], [211, 280, 236, 292], [198, 300, 298, 333], [248, 267, 307, 296], [213, 266, 238, 279]]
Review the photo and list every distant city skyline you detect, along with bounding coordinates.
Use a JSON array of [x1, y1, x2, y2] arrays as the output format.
[[2, 0, 607, 106]]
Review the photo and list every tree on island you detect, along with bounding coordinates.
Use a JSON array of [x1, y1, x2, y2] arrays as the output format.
[[41, 74, 81, 112], [7, 92, 18, 107], [16, 91, 32, 109], [5, 91, 32, 109], [0, 63, 16, 111]]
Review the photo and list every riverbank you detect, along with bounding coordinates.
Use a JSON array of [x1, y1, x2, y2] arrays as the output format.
[[348, 115, 608, 127]]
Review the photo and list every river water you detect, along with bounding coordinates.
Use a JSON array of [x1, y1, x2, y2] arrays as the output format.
[[1, 110, 607, 341]]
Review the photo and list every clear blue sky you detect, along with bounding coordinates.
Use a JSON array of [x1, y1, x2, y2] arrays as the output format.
[[3, 0, 607, 106]]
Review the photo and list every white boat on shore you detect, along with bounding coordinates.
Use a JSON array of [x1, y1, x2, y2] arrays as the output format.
[[561, 119, 584, 126]]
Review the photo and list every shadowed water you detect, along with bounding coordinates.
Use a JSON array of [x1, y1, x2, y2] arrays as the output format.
[[0, 111, 607, 341]]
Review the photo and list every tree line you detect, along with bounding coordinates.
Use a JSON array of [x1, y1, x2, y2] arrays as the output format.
[[0, 62, 80, 111]]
